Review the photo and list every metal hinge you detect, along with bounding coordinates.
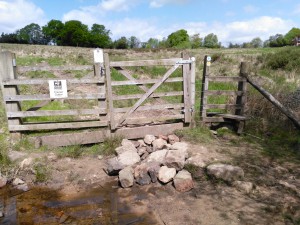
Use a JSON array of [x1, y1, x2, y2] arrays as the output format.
[[175, 57, 196, 65], [181, 107, 194, 113]]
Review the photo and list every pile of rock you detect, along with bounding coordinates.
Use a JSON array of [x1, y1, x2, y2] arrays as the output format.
[[106, 134, 194, 192]]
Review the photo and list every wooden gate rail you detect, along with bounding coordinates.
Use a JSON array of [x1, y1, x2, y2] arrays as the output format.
[[200, 55, 248, 134]]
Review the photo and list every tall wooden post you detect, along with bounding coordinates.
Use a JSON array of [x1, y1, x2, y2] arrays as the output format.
[[182, 52, 191, 124], [200, 56, 209, 122], [190, 57, 196, 127], [0, 51, 22, 142]]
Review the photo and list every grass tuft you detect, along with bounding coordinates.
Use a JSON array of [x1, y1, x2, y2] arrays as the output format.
[[174, 125, 213, 144]]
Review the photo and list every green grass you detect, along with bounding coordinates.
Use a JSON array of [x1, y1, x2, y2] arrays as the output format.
[[26, 71, 56, 79], [34, 163, 50, 182], [174, 125, 213, 144], [17, 56, 44, 66]]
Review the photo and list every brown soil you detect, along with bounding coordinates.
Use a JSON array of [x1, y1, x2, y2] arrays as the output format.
[[9, 136, 300, 225]]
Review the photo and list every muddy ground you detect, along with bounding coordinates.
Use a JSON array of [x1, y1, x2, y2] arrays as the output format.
[[2, 134, 300, 225]]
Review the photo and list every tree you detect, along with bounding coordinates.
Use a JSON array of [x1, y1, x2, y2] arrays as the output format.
[[146, 38, 160, 48], [16, 23, 45, 44], [42, 19, 64, 45], [228, 42, 241, 48], [0, 32, 18, 43], [128, 36, 140, 48], [284, 27, 300, 45], [268, 34, 287, 47], [203, 33, 219, 48], [60, 20, 89, 47], [166, 29, 190, 48], [89, 24, 112, 48], [114, 36, 128, 49], [190, 33, 202, 49], [250, 37, 263, 48]]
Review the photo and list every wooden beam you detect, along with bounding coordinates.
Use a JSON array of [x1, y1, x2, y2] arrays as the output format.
[[17, 65, 93, 73], [4, 93, 105, 101], [116, 64, 179, 127], [123, 115, 184, 125], [113, 91, 183, 100], [111, 77, 183, 86], [205, 104, 242, 109], [114, 103, 184, 113], [206, 76, 246, 82], [3, 78, 104, 85], [110, 58, 181, 67], [205, 90, 243, 96]]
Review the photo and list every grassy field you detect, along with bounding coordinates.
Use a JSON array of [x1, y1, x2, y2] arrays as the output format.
[[0, 43, 300, 164]]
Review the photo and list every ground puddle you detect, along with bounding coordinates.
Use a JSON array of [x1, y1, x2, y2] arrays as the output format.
[[0, 181, 159, 225]]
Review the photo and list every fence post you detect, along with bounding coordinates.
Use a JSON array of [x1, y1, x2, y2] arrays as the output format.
[[0, 51, 22, 142], [200, 55, 209, 122], [182, 52, 191, 124], [190, 57, 196, 127]]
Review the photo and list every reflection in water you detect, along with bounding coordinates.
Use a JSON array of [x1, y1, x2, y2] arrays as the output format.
[[0, 181, 158, 225]]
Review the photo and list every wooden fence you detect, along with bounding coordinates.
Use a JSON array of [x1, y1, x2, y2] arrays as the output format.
[[0, 50, 195, 147]]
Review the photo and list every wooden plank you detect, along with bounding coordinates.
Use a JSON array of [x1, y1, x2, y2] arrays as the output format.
[[114, 103, 184, 113], [200, 56, 209, 120], [116, 64, 180, 127], [206, 76, 246, 82], [7, 109, 106, 118], [4, 93, 105, 101], [32, 130, 111, 147], [104, 53, 116, 130], [182, 52, 191, 123], [94, 62, 107, 120], [123, 114, 184, 125], [190, 59, 196, 127], [203, 117, 225, 123], [0, 51, 22, 141], [110, 58, 181, 67], [218, 114, 247, 120], [17, 65, 93, 73], [9, 120, 108, 131], [113, 91, 183, 100], [205, 104, 242, 109], [205, 90, 243, 96], [3, 78, 104, 85], [111, 77, 183, 86], [115, 123, 184, 139]]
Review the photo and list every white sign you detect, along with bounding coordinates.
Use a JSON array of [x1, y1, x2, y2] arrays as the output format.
[[93, 48, 104, 63], [207, 56, 211, 62], [49, 80, 68, 99]]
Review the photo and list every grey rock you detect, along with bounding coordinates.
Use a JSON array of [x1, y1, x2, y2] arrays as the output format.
[[12, 178, 25, 186], [152, 138, 167, 151], [20, 157, 34, 169], [233, 181, 254, 194], [121, 139, 136, 149], [106, 157, 125, 175], [134, 164, 151, 185], [185, 155, 207, 168], [144, 134, 156, 145], [147, 162, 161, 183], [115, 145, 137, 155], [207, 163, 244, 182], [165, 150, 185, 171], [47, 152, 58, 162], [141, 152, 149, 160], [132, 141, 140, 148], [16, 184, 29, 192], [145, 146, 154, 153], [137, 147, 147, 156], [168, 134, 180, 145], [138, 140, 147, 147], [117, 150, 140, 167], [146, 149, 168, 165], [8, 150, 27, 161], [0, 175, 7, 188], [97, 155, 103, 160], [174, 170, 194, 192], [170, 142, 189, 159], [158, 166, 176, 184], [0, 211, 3, 218], [119, 167, 134, 188]]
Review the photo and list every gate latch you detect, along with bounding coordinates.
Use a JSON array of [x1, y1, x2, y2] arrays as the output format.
[[175, 57, 195, 65]]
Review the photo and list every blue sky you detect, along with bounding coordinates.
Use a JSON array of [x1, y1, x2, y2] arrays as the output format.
[[1, 0, 300, 45]]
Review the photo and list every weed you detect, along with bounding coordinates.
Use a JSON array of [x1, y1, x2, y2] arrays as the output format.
[[16, 56, 44, 66], [34, 163, 50, 182], [57, 145, 84, 158], [174, 125, 213, 144], [26, 71, 56, 79], [13, 137, 34, 152], [98, 136, 123, 156], [47, 57, 65, 66], [0, 134, 11, 168]]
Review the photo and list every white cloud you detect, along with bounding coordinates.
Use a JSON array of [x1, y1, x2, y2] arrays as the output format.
[[149, 0, 189, 8], [0, 0, 45, 33], [101, 0, 138, 11]]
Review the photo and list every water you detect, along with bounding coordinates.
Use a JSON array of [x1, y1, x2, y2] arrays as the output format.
[[0, 181, 159, 225]]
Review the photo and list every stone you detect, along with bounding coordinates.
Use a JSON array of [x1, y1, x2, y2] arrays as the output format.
[[16, 184, 29, 192], [0, 175, 7, 188], [0, 211, 3, 218], [165, 150, 185, 171], [174, 170, 194, 192], [169, 142, 189, 159], [97, 155, 103, 160], [233, 181, 254, 194], [20, 157, 34, 169], [158, 166, 176, 184], [119, 167, 134, 188], [13, 178, 25, 186], [117, 150, 140, 167], [121, 139, 136, 149], [132, 141, 140, 148], [206, 164, 244, 182], [145, 146, 154, 153], [146, 149, 168, 165], [134, 164, 151, 185], [141, 152, 149, 160], [185, 155, 207, 168], [138, 140, 147, 147], [8, 150, 27, 162], [137, 147, 147, 156], [158, 135, 168, 141], [147, 162, 161, 183], [152, 138, 167, 151], [106, 157, 125, 175], [115, 144, 137, 155], [168, 134, 180, 145], [47, 152, 58, 162], [144, 135, 156, 145]]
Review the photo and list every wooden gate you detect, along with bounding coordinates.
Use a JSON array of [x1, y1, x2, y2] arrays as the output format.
[[0, 50, 195, 147]]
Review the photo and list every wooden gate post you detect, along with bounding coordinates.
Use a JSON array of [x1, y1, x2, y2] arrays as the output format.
[[190, 57, 196, 127], [0, 51, 22, 142], [200, 55, 209, 121], [182, 52, 191, 124]]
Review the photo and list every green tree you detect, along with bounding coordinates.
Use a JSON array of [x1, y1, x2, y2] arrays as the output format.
[[42, 19, 64, 45], [250, 37, 263, 48], [0, 32, 18, 43], [128, 36, 140, 48], [60, 20, 89, 47], [114, 36, 128, 49], [203, 33, 219, 48], [166, 29, 190, 48], [284, 27, 300, 45], [17, 23, 45, 44], [89, 24, 112, 48], [269, 34, 287, 47], [190, 33, 202, 49], [146, 38, 160, 48]]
